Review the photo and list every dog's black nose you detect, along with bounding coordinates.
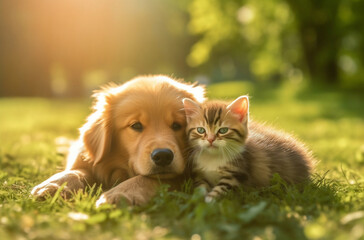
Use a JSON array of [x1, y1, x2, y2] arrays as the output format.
[[151, 148, 174, 166]]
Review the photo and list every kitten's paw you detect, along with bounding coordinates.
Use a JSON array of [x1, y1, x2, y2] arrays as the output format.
[[204, 195, 216, 203]]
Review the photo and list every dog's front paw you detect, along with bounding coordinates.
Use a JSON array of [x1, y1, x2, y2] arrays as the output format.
[[95, 190, 132, 207], [95, 176, 160, 207], [31, 182, 63, 199], [31, 171, 85, 200]]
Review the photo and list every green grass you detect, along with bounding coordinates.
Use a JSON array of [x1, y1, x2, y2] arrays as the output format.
[[0, 82, 363, 240]]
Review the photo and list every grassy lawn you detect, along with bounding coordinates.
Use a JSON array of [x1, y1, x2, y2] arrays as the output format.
[[0, 82, 363, 240]]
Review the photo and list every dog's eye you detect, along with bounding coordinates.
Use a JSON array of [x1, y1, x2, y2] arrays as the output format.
[[171, 122, 182, 131], [131, 122, 143, 132]]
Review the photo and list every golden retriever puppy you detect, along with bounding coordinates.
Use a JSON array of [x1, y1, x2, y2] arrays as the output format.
[[31, 75, 205, 205]]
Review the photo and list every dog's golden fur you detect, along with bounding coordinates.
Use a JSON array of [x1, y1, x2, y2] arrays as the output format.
[[32, 75, 205, 205]]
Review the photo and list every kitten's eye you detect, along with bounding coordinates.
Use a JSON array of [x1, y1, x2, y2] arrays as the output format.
[[131, 122, 143, 132], [196, 127, 206, 134], [218, 127, 228, 134], [171, 122, 182, 131]]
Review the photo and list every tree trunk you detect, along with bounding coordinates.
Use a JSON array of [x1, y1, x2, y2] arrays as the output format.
[[299, 25, 339, 84], [286, 0, 341, 85]]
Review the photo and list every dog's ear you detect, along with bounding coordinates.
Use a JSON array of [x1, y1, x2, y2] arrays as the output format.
[[188, 84, 205, 103], [183, 83, 205, 104], [79, 91, 112, 165]]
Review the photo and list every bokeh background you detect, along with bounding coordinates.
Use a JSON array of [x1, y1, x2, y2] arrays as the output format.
[[1, 0, 364, 97]]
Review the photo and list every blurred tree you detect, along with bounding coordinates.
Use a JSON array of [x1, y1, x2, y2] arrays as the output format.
[[186, 0, 301, 82], [337, 0, 364, 87], [286, 0, 364, 86], [186, 0, 364, 86], [285, 0, 341, 84]]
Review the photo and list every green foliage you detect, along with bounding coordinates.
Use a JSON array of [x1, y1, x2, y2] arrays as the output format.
[[187, 0, 300, 82], [187, 0, 364, 86], [0, 83, 363, 239]]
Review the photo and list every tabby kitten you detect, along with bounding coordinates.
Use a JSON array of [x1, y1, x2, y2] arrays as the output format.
[[183, 96, 313, 202]]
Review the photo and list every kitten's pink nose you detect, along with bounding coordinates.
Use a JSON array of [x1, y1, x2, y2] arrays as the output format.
[[207, 135, 216, 145]]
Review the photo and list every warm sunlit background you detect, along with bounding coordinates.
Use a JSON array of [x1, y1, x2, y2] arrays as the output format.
[[1, 0, 364, 98]]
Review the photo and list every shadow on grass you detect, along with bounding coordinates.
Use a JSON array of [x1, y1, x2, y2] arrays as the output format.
[[295, 84, 364, 120]]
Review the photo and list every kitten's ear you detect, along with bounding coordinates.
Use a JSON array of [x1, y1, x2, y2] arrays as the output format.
[[227, 96, 249, 123], [182, 98, 201, 121]]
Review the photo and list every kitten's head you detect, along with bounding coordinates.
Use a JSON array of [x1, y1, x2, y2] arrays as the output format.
[[182, 96, 249, 158]]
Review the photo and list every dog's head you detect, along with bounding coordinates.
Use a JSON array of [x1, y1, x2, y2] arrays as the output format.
[[80, 75, 205, 179]]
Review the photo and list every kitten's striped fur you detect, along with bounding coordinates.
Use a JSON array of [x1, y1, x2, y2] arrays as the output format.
[[183, 96, 314, 202]]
